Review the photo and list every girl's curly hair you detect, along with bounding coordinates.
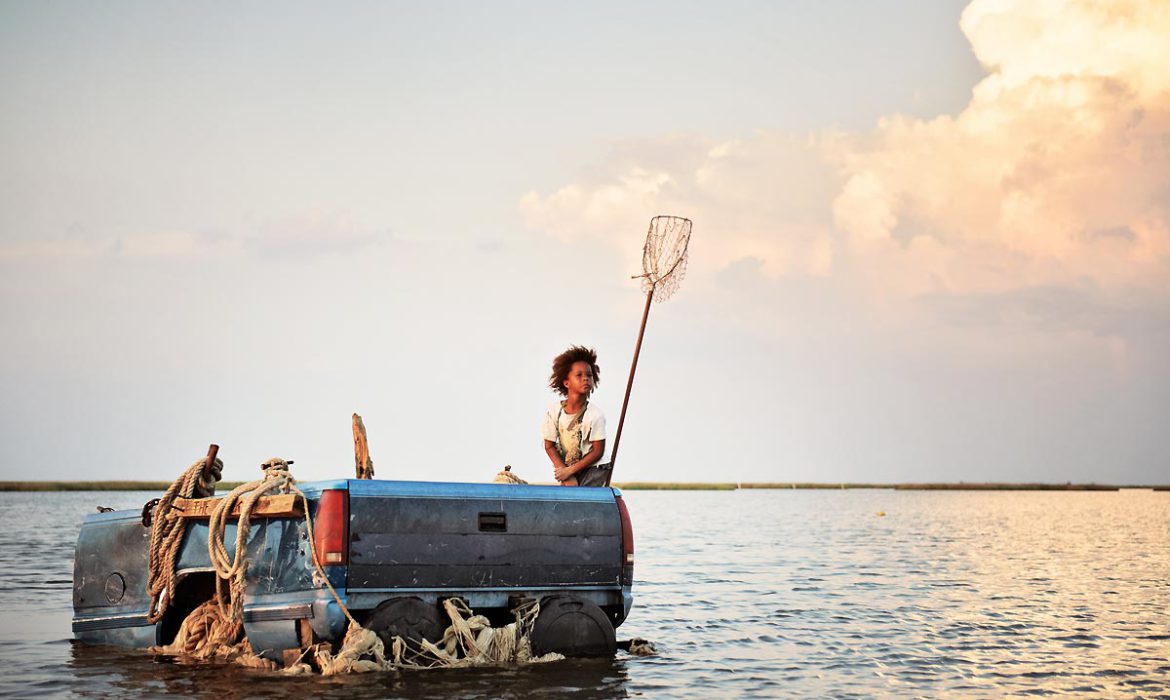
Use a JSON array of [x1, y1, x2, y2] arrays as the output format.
[[549, 345, 601, 396]]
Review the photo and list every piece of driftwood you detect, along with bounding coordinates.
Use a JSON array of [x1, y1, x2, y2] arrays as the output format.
[[171, 493, 302, 519], [353, 413, 374, 479]]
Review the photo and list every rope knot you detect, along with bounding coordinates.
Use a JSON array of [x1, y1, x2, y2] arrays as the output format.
[[260, 457, 291, 472], [260, 457, 296, 485]]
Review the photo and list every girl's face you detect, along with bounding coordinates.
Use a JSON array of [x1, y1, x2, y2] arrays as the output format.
[[564, 361, 594, 397]]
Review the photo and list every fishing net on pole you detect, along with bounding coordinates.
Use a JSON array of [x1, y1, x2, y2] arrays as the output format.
[[639, 215, 692, 302]]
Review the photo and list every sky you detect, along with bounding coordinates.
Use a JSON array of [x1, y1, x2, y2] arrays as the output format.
[[1, 0, 1167, 485]]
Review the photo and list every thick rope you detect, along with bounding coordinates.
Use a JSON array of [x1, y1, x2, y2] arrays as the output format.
[[149, 456, 580, 674], [493, 465, 528, 484], [146, 457, 222, 623], [149, 598, 277, 669], [207, 458, 294, 625], [200, 457, 364, 671]]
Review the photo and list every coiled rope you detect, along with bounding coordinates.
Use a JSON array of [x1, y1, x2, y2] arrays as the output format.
[[207, 458, 298, 630], [493, 465, 528, 484], [146, 457, 222, 623]]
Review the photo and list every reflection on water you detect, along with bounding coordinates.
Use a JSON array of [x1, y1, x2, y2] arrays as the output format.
[[2, 489, 1168, 697], [65, 643, 631, 700]]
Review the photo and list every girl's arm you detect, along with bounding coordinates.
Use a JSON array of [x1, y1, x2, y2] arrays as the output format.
[[555, 439, 605, 482], [544, 440, 567, 474]]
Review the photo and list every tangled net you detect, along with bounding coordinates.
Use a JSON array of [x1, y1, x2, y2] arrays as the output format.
[[314, 598, 562, 674], [639, 215, 692, 302]]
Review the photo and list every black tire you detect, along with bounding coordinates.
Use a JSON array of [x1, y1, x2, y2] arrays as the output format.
[[364, 597, 445, 656], [532, 595, 616, 658]]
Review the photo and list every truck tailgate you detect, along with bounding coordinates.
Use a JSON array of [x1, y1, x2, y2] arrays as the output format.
[[347, 480, 623, 590]]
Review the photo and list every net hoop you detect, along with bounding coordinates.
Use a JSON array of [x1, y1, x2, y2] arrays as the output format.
[[639, 215, 692, 302]]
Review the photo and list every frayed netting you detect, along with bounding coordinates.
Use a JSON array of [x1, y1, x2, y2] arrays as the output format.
[[313, 599, 563, 675], [153, 595, 565, 674]]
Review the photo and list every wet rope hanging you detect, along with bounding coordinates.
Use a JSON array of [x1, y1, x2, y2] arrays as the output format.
[[207, 458, 297, 629], [145, 456, 222, 623]]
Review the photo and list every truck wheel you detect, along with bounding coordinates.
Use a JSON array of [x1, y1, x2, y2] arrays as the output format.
[[532, 596, 616, 658], [364, 597, 445, 656]]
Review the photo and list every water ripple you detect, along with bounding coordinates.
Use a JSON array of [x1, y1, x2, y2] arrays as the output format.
[[2, 489, 1169, 697]]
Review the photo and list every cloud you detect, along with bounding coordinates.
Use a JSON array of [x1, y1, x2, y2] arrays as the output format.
[[519, 0, 1170, 332], [961, 0, 1170, 99], [0, 229, 232, 262], [245, 210, 382, 259], [0, 210, 383, 263], [520, 131, 843, 280]]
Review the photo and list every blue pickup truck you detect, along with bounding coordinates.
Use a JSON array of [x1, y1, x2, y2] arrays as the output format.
[[73, 479, 635, 659]]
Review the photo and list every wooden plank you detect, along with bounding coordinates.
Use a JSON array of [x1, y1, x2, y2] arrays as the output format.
[[172, 493, 303, 519]]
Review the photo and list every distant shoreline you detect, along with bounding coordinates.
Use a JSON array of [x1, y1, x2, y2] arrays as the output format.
[[618, 482, 1170, 491], [1, 480, 1166, 492]]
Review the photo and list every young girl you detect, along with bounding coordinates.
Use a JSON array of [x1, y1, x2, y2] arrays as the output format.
[[542, 345, 608, 486]]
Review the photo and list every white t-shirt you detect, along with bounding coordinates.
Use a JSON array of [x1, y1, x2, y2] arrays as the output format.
[[541, 401, 607, 462]]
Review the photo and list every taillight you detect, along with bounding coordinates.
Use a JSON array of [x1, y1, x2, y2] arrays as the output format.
[[313, 489, 348, 566], [616, 495, 634, 566]]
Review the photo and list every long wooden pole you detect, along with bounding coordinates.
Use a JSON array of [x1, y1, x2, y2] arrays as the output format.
[[606, 285, 655, 485]]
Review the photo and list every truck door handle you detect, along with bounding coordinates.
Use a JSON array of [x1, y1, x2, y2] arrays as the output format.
[[478, 512, 507, 532]]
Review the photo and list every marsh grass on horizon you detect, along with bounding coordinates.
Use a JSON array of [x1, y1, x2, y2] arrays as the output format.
[[1, 481, 1166, 492], [0, 481, 246, 492]]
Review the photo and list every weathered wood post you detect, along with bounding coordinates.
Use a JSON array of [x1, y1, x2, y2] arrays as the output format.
[[352, 413, 374, 479], [201, 443, 220, 484]]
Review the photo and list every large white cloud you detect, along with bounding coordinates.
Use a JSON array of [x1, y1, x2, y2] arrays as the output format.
[[520, 0, 1170, 313]]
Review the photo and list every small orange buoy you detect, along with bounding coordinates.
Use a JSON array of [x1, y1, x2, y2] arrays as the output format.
[[877, 511, 886, 517]]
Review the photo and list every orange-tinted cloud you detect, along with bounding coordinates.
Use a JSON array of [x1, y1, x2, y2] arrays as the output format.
[[521, 0, 1170, 311], [833, 0, 1170, 299]]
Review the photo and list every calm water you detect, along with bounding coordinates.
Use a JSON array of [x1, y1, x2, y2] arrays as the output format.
[[1, 489, 1168, 698]]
